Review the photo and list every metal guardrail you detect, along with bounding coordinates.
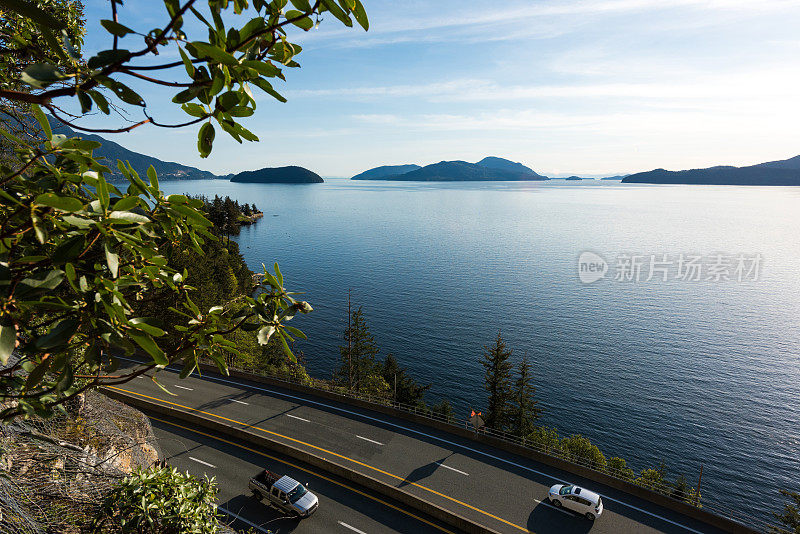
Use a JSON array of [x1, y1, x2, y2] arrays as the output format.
[[207, 361, 769, 532]]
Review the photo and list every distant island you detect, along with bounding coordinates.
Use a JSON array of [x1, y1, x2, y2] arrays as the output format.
[[565, 176, 582, 181], [230, 165, 324, 184], [622, 155, 800, 186], [351, 156, 548, 181], [352, 164, 421, 180], [52, 122, 220, 181]]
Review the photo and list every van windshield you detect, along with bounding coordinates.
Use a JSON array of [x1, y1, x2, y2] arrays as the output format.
[[559, 485, 574, 495], [287, 484, 308, 503]]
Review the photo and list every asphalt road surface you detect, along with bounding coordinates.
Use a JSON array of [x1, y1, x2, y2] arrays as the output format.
[[149, 411, 462, 534], [115, 359, 734, 534]]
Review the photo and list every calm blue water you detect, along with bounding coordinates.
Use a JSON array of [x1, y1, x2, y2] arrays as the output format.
[[161, 178, 800, 525]]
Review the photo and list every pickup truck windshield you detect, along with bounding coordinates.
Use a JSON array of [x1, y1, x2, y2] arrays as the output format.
[[287, 484, 308, 503]]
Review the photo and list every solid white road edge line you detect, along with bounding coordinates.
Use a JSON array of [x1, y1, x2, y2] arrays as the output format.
[[216, 505, 270, 533], [118, 357, 706, 534], [286, 414, 311, 422], [356, 435, 384, 446], [338, 521, 368, 534], [188, 456, 216, 468], [174, 385, 193, 391], [434, 461, 468, 476]]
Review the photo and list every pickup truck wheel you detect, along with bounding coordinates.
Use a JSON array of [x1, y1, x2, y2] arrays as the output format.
[[585, 512, 595, 521], [252, 490, 263, 501], [551, 499, 561, 508]]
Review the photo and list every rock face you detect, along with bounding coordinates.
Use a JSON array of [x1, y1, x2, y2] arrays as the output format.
[[0, 390, 160, 532], [622, 155, 800, 185], [230, 165, 324, 183], [351, 164, 421, 180]]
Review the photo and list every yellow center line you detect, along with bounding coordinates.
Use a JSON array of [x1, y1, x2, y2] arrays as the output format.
[[148, 414, 457, 534], [110, 386, 532, 533]]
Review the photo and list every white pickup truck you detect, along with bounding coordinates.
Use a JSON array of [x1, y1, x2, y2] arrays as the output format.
[[248, 468, 319, 518]]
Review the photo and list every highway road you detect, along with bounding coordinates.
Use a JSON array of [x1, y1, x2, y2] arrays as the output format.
[[148, 410, 461, 534], [115, 359, 734, 534]]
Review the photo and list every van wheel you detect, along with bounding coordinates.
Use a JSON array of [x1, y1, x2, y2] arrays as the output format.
[[585, 512, 595, 521], [551, 499, 561, 508]]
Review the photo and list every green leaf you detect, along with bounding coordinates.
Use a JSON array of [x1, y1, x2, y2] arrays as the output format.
[[17, 270, 64, 297], [130, 333, 168, 366], [274, 262, 283, 285], [77, 91, 93, 113], [178, 46, 195, 76], [197, 122, 215, 158], [96, 76, 145, 106], [151, 375, 177, 396], [112, 196, 140, 211], [34, 193, 83, 212], [97, 174, 110, 210], [104, 241, 119, 278], [1, 0, 66, 29], [290, 0, 312, 11], [0, 317, 16, 365], [129, 318, 166, 337], [88, 90, 110, 114], [87, 49, 130, 69], [55, 362, 74, 392], [320, 0, 353, 27], [109, 210, 150, 224], [24, 358, 51, 391], [147, 165, 159, 189], [277, 330, 296, 362], [35, 318, 80, 350], [51, 235, 85, 264], [30, 104, 51, 139], [251, 78, 286, 102], [285, 10, 313, 30], [351, 0, 369, 30], [190, 41, 238, 66], [283, 325, 307, 340], [100, 19, 135, 37], [182, 103, 207, 118], [21, 63, 63, 88]]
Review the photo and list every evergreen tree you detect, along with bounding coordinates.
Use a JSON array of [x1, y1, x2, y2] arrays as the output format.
[[336, 306, 382, 393], [771, 490, 800, 534], [381, 353, 430, 406], [480, 330, 514, 431], [510, 353, 543, 437], [252, 203, 260, 214], [242, 203, 252, 216]]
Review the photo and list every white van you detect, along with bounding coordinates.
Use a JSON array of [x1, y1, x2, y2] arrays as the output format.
[[548, 484, 604, 520]]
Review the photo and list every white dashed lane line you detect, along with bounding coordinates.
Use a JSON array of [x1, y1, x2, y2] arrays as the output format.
[[356, 435, 384, 446], [188, 457, 216, 468], [174, 385, 193, 391], [338, 521, 368, 534], [434, 461, 469, 476], [229, 399, 249, 405], [286, 414, 311, 422]]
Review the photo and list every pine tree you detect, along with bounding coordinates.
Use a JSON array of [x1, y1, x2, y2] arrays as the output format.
[[480, 330, 514, 431], [336, 306, 381, 393], [381, 353, 430, 406], [771, 490, 800, 534], [510, 352, 543, 437]]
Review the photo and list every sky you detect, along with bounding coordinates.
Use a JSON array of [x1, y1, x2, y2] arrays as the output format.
[[74, 0, 800, 177]]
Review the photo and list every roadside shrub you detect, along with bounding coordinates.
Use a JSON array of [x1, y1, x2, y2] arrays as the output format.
[[526, 426, 561, 455], [607, 456, 635, 480], [560, 434, 607, 470], [635, 468, 667, 492], [93, 465, 219, 533]]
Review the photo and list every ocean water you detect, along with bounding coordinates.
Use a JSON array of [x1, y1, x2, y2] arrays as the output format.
[[160, 178, 800, 525]]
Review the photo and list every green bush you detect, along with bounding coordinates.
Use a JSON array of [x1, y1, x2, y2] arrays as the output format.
[[93, 465, 219, 534], [526, 426, 561, 454], [560, 434, 607, 471], [606, 456, 635, 480]]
